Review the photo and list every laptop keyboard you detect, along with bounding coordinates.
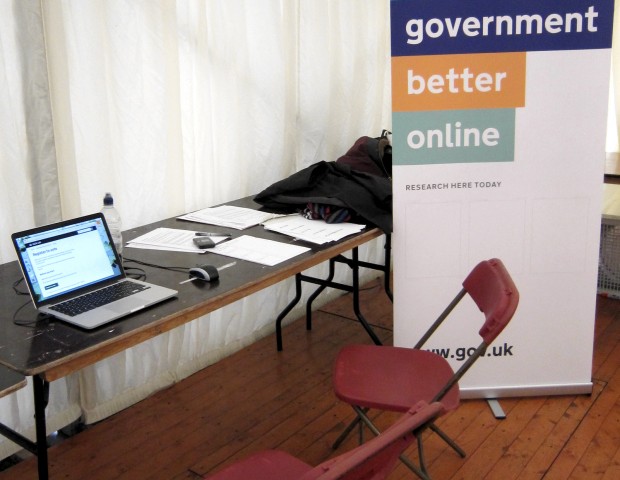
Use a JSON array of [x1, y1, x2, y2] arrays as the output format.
[[50, 281, 149, 317]]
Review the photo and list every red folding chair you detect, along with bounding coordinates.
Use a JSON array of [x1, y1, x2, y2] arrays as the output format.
[[331, 258, 519, 477], [203, 401, 444, 480]]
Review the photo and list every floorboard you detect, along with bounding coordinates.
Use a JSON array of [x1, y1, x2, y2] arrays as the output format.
[[0, 277, 618, 479]]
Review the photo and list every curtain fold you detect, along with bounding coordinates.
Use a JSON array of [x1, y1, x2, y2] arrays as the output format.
[[0, 0, 61, 262], [43, 0, 305, 226], [0, 0, 77, 460], [44, 0, 189, 224], [298, 1, 392, 167]]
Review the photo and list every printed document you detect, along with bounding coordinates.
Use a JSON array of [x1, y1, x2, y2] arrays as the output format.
[[125, 228, 308, 266], [126, 228, 228, 253], [178, 205, 282, 230], [262, 215, 365, 244], [211, 235, 310, 266]]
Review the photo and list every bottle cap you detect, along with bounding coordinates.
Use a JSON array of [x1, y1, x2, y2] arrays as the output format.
[[103, 193, 114, 206]]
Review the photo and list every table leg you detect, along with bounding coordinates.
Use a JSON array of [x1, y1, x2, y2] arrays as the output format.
[[305, 258, 336, 330], [275, 234, 391, 351], [351, 247, 382, 346], [276, 274, 303, 351], [383, 234, 393, 301], [33, 374, 49, 480]]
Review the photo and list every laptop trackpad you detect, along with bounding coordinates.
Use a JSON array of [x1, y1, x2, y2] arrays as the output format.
[[106, 297, 146, 314]]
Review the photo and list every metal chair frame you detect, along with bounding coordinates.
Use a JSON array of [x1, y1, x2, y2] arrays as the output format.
[[331, 258, 519, 478]]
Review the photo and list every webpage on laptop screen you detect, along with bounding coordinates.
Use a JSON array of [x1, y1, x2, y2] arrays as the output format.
[[16, 218, 121, 303]]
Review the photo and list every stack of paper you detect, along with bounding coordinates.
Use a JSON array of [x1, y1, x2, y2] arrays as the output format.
[[262, 215, 365, 244], [178, 205, 282, 230], [126, 228, 229, 253]]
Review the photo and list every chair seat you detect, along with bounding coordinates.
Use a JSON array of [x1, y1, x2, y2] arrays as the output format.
[[204, 450, 312, 479], [333, 345, 460, 412]]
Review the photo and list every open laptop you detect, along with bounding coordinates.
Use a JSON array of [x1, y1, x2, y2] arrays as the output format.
[[11, 213, 178, 329]]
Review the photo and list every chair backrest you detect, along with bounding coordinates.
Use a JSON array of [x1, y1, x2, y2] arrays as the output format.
[[429, 258, 519, 403], [462, 258, 519, 345], [300, 401, 443, 480], [415, 258, 519, 351]]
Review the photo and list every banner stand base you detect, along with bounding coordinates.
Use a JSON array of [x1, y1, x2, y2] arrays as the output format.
[[487, 399, 507, 419], [461, 382, 593, 400]]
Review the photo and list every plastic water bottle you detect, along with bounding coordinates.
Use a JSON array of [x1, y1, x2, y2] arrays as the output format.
[[101, 193, 123, 256]]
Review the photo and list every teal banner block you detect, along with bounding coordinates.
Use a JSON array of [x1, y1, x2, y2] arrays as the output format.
[[393, 109, 516, 165]]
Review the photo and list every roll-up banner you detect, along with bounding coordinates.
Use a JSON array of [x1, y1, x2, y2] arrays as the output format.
[[391, 0, 615, 398]]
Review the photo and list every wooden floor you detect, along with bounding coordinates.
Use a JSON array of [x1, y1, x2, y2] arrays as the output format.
[[1, 277, 619, 479]]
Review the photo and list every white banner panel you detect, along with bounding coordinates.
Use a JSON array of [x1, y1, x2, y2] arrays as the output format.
[[391, 0, 615, 398]]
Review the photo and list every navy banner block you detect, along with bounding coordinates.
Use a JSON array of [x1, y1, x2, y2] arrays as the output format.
[[391, 0, 615, 56]]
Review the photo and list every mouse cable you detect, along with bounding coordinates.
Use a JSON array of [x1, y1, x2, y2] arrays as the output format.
[[122, 256, 189, 275]]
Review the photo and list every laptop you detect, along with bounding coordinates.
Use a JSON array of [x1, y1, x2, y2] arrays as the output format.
[[11, 213, 178, 329]]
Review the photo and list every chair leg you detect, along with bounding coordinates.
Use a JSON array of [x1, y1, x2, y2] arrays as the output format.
[[398, 453, 431, 480], [332, 412, 363, 449], [417, 432, 428, 474], [358, 416, 364, 445], [429, 423, 466, 458], [353, 406, 431, 480]]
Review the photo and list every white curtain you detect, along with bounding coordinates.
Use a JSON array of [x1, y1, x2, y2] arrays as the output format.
[[0, 0, 392, 458], [0, 0, 80, 460], [43, 0, 300, 225], [0, 0, 61, 262]]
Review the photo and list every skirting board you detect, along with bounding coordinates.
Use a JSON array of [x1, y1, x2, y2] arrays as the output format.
[[459, 382, 593, 400]]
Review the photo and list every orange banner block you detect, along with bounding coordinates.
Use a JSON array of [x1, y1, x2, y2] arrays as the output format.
[[392, 52, 526, 111]]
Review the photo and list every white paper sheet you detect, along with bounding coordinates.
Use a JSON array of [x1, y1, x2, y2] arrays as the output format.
[[178, 205, 282, 230], [262, 215, 365, 244], [126, 228, 229, 253], [210, 235, 310, 266]]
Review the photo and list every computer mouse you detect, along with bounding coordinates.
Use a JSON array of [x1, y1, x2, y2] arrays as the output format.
[[188, 265, 220, 282]]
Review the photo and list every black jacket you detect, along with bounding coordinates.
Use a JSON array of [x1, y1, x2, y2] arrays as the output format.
[[254, 161, 392, 233]]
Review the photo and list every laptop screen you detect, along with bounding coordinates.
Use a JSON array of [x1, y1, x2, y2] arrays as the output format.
[[12, 214, 123, 306]]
